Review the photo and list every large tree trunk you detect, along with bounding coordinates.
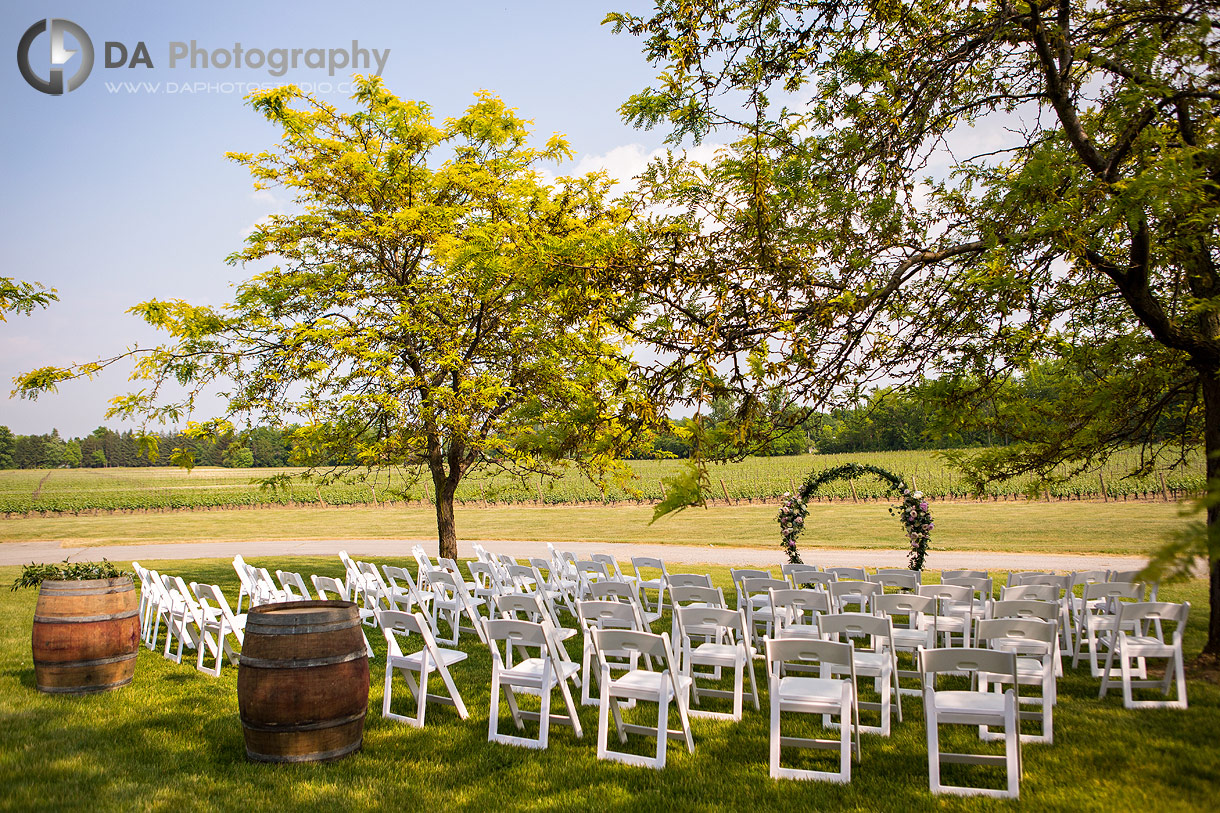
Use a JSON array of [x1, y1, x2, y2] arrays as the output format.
[[1202, 369, 1220, 656], [432, 469, 459, 561]]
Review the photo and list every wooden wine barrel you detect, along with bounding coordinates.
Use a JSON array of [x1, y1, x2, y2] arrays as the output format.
[[237, 601, 369, 763], [32, 576, 140, 694]]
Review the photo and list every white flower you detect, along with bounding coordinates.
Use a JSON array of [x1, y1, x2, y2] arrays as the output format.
[[912, 491, 923, 499]]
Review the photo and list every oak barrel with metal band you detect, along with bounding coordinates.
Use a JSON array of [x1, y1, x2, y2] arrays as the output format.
[[237, 600, 370, 763], [31, 576, 140, 694]]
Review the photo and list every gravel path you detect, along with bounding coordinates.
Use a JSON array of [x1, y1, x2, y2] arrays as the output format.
[[0, 537, 1148, 572]]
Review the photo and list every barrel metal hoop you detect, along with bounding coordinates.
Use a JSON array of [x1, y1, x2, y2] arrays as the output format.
[[245, 739, 363, 763], [239, 649, 367, 670], [240, 708, 367, 733], [34, 609, 140, 624], [37, 676, 134, 694], [33, 651, 138, 669], [40, 581, 133, 596], [245, 619, 359, 635]]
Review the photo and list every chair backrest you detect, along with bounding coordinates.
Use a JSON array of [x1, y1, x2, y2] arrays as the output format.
[[632, 556, 668, 579], [312, 574, 350, 601], [976, 617, 1057, 653], [591, 628, 675, 669], [869, 571, 921, 591], [506, 564, 542, 593], [589, 581, 635, 603], [1081, 581, 1143, 605], [918, 583, 971, 605], [942, 575, 993, 598], [382, 565, 424, 600], [380, 609, 441, 658], [826, 566, 867, 581], [675, 606, 749, 647], [467, 560, 500, 591], [1108, 569, 1141, 583], [781, 563, 823, 588], [276, 570, 313, 601], [942, 569, 987, 581], [730, 568, 772, 602], [485, 617, 551, 660], [873, 592, 936, 625], [1007, 570, 1056, 587], [999, 583, 1056, 602], [765, 636, 855, 676], [589, 554, 627, 581], [577, 599, 642, 632], [818, 611, 894, 651], [1117, 601, 1189, 641], [990, 598, 1059, 622], [829, 580, 884, 603], [1020, 573, 1071, 597], [575, 560, 610, 583], [1071, 569, 1109, 589], [667, 573, 713, 589], [920, 646, 1018, 688], [669, 584, 726, 608], [770, 588, 830, 628], [192, 582, 244, 641], [741, 577, 790, 600], [495, 592, 546, 622]]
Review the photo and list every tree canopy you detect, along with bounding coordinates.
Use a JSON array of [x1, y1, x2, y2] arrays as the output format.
[[15, 77, 640, 558], [608, 0, 1220, 650]]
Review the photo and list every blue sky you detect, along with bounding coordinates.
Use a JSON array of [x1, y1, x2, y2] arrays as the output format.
[[1, 0, 684, 437]]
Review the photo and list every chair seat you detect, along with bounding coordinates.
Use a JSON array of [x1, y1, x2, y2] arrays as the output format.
[[892, 629, 931, 648], [851, 652, 892, 673], [638, 578, 664, 590], [609, 670, 692, 701], [1123, 636, 1173, 656], [501, 657, 580, 684], [776, 675, 849, 705], [690, 642, 745, 665], [931, 689, 1007, 718], [390, 647, 467, 670]]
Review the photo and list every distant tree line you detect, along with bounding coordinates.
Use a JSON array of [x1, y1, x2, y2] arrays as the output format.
[[0, 425, 293, 470]]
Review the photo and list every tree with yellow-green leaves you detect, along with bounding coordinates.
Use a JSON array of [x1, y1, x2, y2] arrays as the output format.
[[15, 77, 642, 558]]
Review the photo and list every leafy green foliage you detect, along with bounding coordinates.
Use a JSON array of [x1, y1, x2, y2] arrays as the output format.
[[13, 77, 642, 558], [10, 559, 124, 590], [0, 277, 57, 321]]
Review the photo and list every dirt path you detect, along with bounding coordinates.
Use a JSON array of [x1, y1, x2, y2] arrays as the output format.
[[0, 537, 1148, 572]]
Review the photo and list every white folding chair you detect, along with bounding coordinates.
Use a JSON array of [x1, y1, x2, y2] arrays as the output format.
[[921, 647, 1022, 799], [918, 584, 973, 647], [766, 637, 860, 783], [781, 563, 824, 589], [869, 570, 921, 593], [381, 564, 431, 613], [1073, 581, 1144, 676], [829, 580, 884, 615], [976, 617, 1058, 744], [191, 582, 245, 677], [427, 570, 488, 645], [770, 588, 831, 640], [486, 618, 583, 749], [381, 610, 469, 727], [162, 574, 202, 663], [631, 556, 669, 622], [592, 628, 693, 769], [818, 612, 902, 735], [577, 598, 648, 707], [826, 566, 868, 582], [741, 577, 788, 646], [590, 553, 637, 590], [874, 592, 937, 697], [312, 575, 376, 658], [674, 606, 758, 720], [1099, 601, 1189, 709], [276, 570, 313, 601]]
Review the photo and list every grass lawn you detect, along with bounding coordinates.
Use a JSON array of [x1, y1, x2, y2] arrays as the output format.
[[0, 500, 1191, 556], [1, 557, 1216, 811]]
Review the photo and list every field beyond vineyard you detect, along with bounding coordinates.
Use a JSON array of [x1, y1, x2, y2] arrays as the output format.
[[0, 449, 1204, 515]]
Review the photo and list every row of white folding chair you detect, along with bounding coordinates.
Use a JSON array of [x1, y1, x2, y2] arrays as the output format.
[[133, 561, 244, 677], [232, 555, 288, 612]]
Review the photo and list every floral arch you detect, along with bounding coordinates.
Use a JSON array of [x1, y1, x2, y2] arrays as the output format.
[[776, 463, 933, 570]]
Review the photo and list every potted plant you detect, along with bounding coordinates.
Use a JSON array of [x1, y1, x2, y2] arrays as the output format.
[[13, 560, 140, 694]]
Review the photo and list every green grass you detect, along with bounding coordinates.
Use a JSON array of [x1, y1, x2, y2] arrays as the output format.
[[0, 501, 1193, 557], [0, 447, 1206, 514], [1, 558, 1216, 811]]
